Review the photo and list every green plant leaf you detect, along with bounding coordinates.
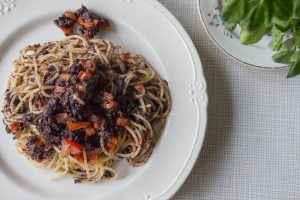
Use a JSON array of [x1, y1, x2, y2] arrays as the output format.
[[280, 37, 296, 51], [221, 0, 250, 31], [220, 0, 300, 78], [239, 1, 271, 44], [290, 51, 300, 63], [287, 62, 300, 78], [268, 27, 284, 51], [272, 51, 294, 64]]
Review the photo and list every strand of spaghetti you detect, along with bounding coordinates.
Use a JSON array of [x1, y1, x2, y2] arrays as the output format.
[[8, 88, 39, 116], [38, 54, 61, 63], [28, 91, 43, 114], [94, 44, 109, 64], [3, 35, 171, 183], [83, 149, 90, 179], [132, 113, 153, 139], [129, 120, 147, 132], [124, 126, 141, 158]]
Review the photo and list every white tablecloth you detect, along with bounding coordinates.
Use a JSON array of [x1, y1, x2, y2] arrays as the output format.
[[158, 0, 300, 199]]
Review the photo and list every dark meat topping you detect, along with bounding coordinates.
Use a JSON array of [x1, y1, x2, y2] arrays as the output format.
[[79, 25, 98, 39], [75, 5, 95, 21], [26, 135, 53, 161], [23, 57, 139, 155], [54, 5, 110, 39], [54, 16, 74, 29]]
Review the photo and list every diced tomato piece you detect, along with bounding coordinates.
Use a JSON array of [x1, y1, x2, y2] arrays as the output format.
[[110, 138, 118, 145], [66, 121, 90, 131], [107, 137, 118, 152], [103, 100, 117, 109], [107, 143, 115, 152], [63, 138, 82, 155], [64, 11, 77, 22], [87, 151, 98, 165], [9, 122, 19, 132], [115, 117, 128, 127], [138, 137, 142, 145], [70, 147, 81, 155], [74, 153, 84, 163], [59, 26, 73, 36], [92, 121, 99, 129], [85, 127, 96, 136], [134, 83, 144, 90], [78, 18, 93, 28], [34, 138, 43, 147], [60, 142, 71, 157], [120, 53, 130, 60], [77, 71, 91, 81]]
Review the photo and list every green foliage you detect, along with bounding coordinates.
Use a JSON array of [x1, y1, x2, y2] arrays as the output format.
[[221, 0, 300, 78]]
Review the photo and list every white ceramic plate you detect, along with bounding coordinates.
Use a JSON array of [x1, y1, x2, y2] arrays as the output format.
[[0, 0, 207, 200], [198, 0, 287, 69]]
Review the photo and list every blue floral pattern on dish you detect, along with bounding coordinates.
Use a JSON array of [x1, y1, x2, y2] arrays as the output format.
[[207, 0, 232, 38]]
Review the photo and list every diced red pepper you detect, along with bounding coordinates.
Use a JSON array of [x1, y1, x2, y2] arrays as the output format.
[[74, 153, 84, 163], [107, 138, 118, 152], [87, 151, 98, 165], [138, 137, 142, 145], [120, 53, 130, 60], [134, 83, 144, 90], [66, 121, 90, 131], [64, 11, 77, 22], [77, 71, 91, 81], [103, 100, 117, 109], [59, 26, 74, 36], [34, 138, 43, 147], [85, 127, 96, 136], [9, 122, 19, 132], [78, 18, 93, 28], [62, 138, 83, 155], [60, 142, 71, 157], [92, 121, 99, 129]]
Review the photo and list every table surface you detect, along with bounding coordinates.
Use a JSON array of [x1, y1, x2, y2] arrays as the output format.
[[158, 0, 300, 200]]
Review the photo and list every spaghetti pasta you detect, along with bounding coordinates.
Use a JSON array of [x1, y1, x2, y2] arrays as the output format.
[[2, 35, 171, 183]]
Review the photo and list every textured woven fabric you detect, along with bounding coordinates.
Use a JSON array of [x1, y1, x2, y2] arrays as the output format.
[[158, 0, 300, 199]]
